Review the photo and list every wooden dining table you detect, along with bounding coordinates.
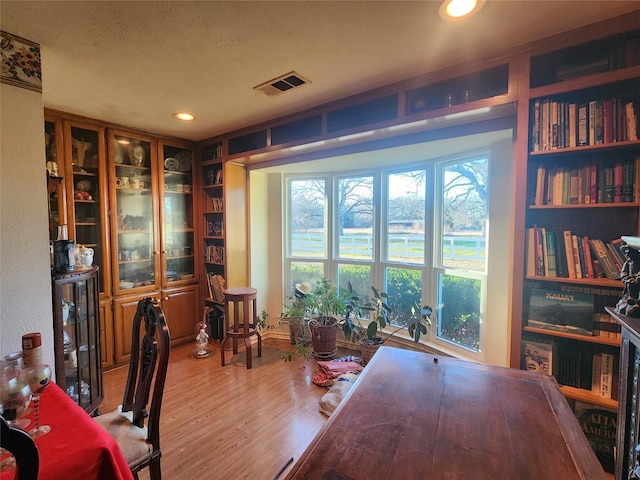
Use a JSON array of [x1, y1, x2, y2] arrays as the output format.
[[286, 346, 606, 480], [1, 382, 133, 480]]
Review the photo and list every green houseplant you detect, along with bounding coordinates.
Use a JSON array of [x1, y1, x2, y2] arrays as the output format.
[[343, 282, 436, 364], [281, 278, 346, 360], [302, 278, 346, 358]]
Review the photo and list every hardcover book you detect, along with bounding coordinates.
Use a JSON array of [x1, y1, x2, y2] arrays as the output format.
[[574, 401, 616, 473], [521, 340, 554, 375], [526, 288, 595, 336]]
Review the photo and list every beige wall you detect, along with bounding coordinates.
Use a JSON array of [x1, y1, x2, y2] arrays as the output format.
[[0, 82, 55, 366]]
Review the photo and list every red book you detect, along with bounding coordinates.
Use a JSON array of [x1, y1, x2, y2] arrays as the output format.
[[613, 160, 624, 203], [589, 162, 597, 204]]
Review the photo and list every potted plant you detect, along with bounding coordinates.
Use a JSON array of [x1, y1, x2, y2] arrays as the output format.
[[281, 282, 311, 345], [302, 278, 346, 358], [343, 282, 436, 364]]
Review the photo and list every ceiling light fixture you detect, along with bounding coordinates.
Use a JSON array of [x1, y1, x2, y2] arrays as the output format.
[[439, 0, 484, 20], [173, 112, 195, 121]]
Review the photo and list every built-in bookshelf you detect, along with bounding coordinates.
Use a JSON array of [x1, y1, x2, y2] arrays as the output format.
[[200, 142, 225, 299], [521, 27, 640, 475]]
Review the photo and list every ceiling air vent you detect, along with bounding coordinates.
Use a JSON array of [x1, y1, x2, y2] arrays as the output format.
[[254, 71, 310, 96]]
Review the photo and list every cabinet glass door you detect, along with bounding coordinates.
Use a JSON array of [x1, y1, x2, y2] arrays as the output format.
[[109, 130, 159, 294], [63, 121, 108, 295], [53, 268, 102, 413], [159, 141, 195, 286], [45, 116, 66, 243]]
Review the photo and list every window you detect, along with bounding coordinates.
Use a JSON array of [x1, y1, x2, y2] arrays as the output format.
[[279, 132, 511, 365], [434, 156, 488, 352]]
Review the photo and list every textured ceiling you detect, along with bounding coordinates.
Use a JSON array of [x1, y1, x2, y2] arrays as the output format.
[[2, 1, 638, 141]]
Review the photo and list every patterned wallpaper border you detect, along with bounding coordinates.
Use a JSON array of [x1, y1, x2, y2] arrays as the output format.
[[1, 30, 42, 93]]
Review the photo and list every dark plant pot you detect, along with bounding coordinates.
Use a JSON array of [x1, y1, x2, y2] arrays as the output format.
[[309, 319, 338, 358], [359, 337, 384, 365]]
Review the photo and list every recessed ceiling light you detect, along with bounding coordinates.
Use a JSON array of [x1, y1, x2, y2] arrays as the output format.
[[440, 0, 484, 20], [173, 112, 195, 121]]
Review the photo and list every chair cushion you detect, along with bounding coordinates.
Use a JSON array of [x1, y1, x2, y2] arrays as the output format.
[[94, 411, 152, 468]]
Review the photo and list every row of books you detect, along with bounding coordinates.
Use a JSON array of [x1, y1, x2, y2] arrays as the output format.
[[526, 228, 625, 280], [204, 194, 224, 212], [204, 244, 225, 264], [521, 339, 618, 399], [530, 97, 639, 152], [532, 155, 640, 206]]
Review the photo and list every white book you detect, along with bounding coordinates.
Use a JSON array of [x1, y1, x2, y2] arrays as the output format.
[[600, 353, 614, 399]]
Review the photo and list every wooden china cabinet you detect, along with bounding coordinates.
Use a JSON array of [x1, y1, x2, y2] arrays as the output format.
[[45, 110, 199, 370], [108, 129, 198, 364]]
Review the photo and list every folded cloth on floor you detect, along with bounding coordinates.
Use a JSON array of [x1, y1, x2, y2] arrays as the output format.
[[312, 361, 363, 387], [319, 373, 359, 416]]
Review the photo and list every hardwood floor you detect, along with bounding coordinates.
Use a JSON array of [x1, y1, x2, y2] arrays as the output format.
[[101, 338, 360, 480]]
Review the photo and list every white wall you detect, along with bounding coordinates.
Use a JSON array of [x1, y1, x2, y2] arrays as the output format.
[[0, 82, 55, 367]]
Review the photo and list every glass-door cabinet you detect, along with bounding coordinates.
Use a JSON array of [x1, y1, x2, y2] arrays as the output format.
[[44, 115, 66, 243], [62, 120, 110, 296], [158, 139, 195, 287], [108, 129, 159, 295], [52, 266, 102, 414]]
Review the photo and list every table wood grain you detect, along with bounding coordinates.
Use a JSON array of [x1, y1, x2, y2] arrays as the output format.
[[286, 346, 606, 480]]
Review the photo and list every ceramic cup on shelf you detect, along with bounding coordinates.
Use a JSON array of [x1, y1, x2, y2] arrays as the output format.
[[175, 183, 184, 192], [116, 177, 129, 187], [130, 177, 141, 189]]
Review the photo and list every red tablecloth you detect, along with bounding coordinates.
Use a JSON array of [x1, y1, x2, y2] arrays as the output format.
[[2, 382, 133, 480]]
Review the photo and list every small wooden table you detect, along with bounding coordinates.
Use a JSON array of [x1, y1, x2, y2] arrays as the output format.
[[286, 346, 605, 480]]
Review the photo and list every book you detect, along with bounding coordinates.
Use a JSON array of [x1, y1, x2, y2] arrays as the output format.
[[582, 236, 594, 279], [591, 353, 601, 394], [600, 352, 614, 399], [626, 101, 638, 141], [526, 227, 536, 277], [521, 339, 554, 375], [571, 234, 583, 279], [613, 160, 624, 203], [554, 231, 569, 278], [526, 288, 595, 336], [578, 104, 588, 146], [589, 239, 620, 280], [623, 157, 635, 203], [563, 230, 576, 278], [545, 230, 557, 277], [574, 401, 617, 473]]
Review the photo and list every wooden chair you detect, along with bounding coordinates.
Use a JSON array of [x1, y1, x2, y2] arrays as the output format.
[[0, 415, 39, 480], [94, 298, 170, 480]]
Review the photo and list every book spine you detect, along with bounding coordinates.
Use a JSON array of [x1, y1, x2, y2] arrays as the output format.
[[572, 234, 583, 279], [626, 101, 638, 141], [600, 353, 614, 399], [535, 164, 546, 206], [591, 353, 602, 395], [545, 231, 557, 277], [578, 104, 588, 146], [588, 100, 597, 146], [602, 164, 615, 203], [624, 157, 635, 203], [589, 162, 597, 204], [569, 166, 579, 204], [582, 236, 594, 279], [603, 99, 613, 144], [613, 160, 624, 203], [589, 239, 620, 280], [532, 100, 541, 152], [569, 103, 577, 148], [564, 231, 577, 279], [554, 231, 569, 278]]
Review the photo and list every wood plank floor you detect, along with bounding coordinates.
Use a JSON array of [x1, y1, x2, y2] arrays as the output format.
[[101, 338, 360, 480]]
